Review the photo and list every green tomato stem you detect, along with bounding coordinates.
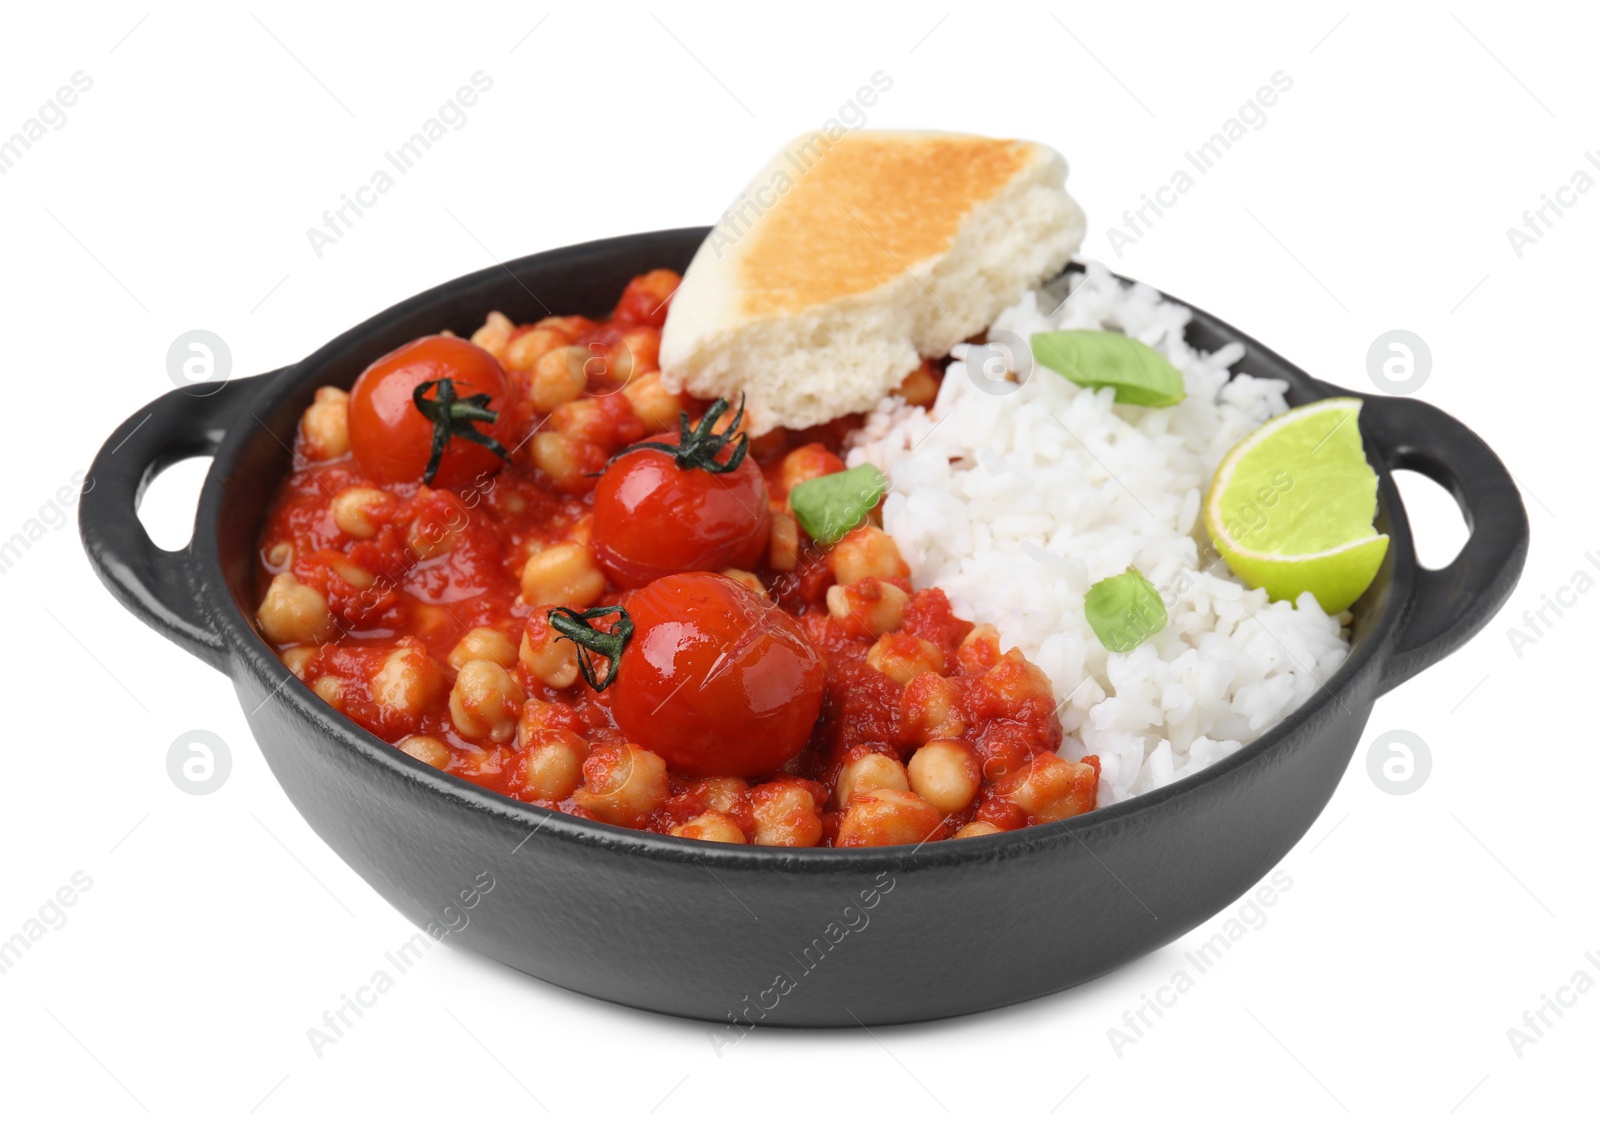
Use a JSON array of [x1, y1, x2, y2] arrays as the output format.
[[410, 377, 511, 486], [547, 605, 634, 691]]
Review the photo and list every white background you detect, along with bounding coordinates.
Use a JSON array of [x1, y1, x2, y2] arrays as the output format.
[[1, 2, 1592, 1121]]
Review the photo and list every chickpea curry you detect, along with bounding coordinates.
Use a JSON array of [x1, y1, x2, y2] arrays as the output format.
[[255, 270, 1099, 847]]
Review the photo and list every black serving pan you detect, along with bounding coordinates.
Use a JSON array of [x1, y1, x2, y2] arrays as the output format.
[[81, 228, 1527, 1026]]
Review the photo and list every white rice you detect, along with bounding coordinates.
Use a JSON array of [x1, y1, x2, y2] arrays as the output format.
[[847, 260, 1351, 806]]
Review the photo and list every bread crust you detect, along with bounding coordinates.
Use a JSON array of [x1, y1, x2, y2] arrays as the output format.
[[660, 130, 1086, 434]]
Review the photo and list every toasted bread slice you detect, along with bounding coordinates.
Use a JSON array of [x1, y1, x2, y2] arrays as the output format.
[[659, 130, 1086, 433]]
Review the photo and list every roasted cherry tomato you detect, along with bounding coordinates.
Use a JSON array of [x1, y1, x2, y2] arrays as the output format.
[[591, 397, 771, 588], [348, 335, 514, 490], [551, 573, 825, 777]]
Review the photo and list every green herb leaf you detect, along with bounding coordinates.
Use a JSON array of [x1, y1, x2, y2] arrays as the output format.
[[789, 465, 888, 545], [1030, 330, 1187, 407], [1084, 567, 1168, 652]]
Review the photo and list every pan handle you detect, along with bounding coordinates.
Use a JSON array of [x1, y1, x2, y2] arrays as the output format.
[[1360, 394, 1529, 694], [79, 374, 277, 674]]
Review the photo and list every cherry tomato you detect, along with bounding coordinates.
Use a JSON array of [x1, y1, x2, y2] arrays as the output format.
[[591, 400, 771, 589], [608, 573, 824, 778], [348, 335, 515, 490]]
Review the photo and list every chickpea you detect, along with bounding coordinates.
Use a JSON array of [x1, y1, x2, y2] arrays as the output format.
[[531, 432, 603, 493], [670, 811, 747, 844], [449, 659, 525, 743], [957, 624, 1003, 674], [768, 510, 800, 572], [749, 781, 824, 847], [601, 339, 634, 384], [330, 486, 392, 539], [531, 431, 577, 477], [621, 269, 681, 316], [695, 777, 749, 816], [531, 315, 594, 339], [398, 735, 451, 770], [866, 633, 944, 685], [832, 751, 909, 810], [898, 363, 940, 407], [265, 541, 293, 568], [779, 443, 846, 498], [518, 614, 580, 689], [299, 386, 349, 461], [572, 743, 669, 828], [954, 821, 1001, 839], [448, 627, 517, 670], [370, 645, 445, 721], [998, 754, 1097, 822], [900, 672, 966, 742], [257, 572, 335, 645], [516, 729, 587, 801], [907, 741, 980, 814], [469, 310, 515, 361], [978, 648, 1056, 710], [622, 371, 688, 431], [614, 328, 660, 380], [312, 675, 345, 708], [281, 645, 317, 678], [835, 789, 944, 848], [826, 579, 908, 638], [721, 568, 766, 595], [329, 558, 374, 590], [407, 514, 458, 561], [515, 697, 583, 748], [550, 398, 606, 444], [527, 344, 589, 411], [504, 326, 572, 372], [411, 605, 451, 635], [520, 543, 606, 608], [829, 525, 908, 585]]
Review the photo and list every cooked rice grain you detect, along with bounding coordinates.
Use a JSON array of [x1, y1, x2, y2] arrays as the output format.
[[848, 261, 1350, 805]]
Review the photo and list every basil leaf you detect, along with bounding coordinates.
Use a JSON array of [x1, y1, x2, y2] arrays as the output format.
[[1030, 330, 1186, 407], [789, 465, 888, 545], [1084, 567, 1168, 652]]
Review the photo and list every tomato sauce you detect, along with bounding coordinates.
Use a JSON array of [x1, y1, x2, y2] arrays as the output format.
[[255, 270, 1099, 847]]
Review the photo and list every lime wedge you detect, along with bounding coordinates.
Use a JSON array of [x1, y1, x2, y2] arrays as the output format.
[[1203, 397, 1388, 614]]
